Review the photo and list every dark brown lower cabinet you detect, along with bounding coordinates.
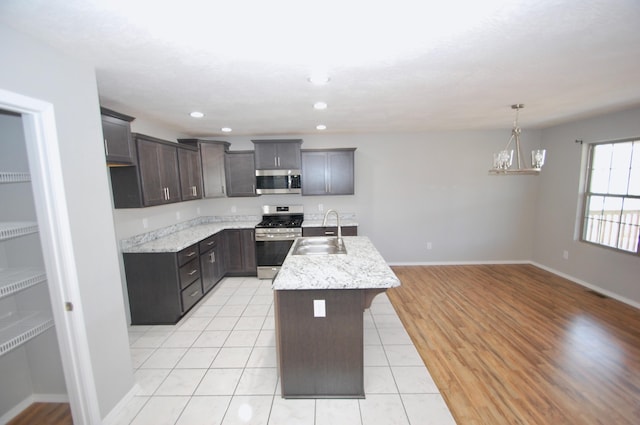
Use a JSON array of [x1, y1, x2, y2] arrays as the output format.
[[124, 243, 202, 325], [123, 229, 256, 325], [274, 289, 366, 398], [302, 226, 357, 237], [224, 228, 257, 276], [199, 232, 226, 293]]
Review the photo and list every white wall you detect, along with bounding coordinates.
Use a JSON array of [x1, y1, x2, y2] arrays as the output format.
[[534, 106, 640, 306], [0, 25, 134, 419]]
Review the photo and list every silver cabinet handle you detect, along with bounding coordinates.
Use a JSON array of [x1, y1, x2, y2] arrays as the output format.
[[167, 187, 170, 199], [189, 290, 200, 297], [207, 241, 215, 246], [188, 269, 198, 276], [186, 251, 197, 257], [209, 252, 216, 263], [104, 139, 109, 155], [325, 231, 335, 235]]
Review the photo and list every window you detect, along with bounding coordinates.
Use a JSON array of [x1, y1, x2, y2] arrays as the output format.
[[582, 139, 640, 254]]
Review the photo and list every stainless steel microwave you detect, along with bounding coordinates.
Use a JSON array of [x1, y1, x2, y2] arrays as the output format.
[[255, 169, 301, 194]]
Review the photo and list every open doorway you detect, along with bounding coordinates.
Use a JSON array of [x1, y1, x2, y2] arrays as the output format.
[[0, 89, 101, 423]]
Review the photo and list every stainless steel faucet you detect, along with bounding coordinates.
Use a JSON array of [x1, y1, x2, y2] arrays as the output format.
[[322, 209, 342, 246]]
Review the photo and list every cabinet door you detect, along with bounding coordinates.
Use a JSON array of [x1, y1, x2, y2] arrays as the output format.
[[200, 232, 225, 293], [225, 152, 257, 197], [327, 150, 355, 195], [214, 232, 227, 280], [138, 139, 180, 206], [301, 151, 328, 195], [301, 149, 355, 196], [101, 110, 134, 164], [224, 229, 244, 274], [137, 139, 166, 205], [253, 140, 302, 169], [178, 148, 203, 201], [159, 143, 181, 203], [241, 229, 257, 273], [201, 142, 228, 198], [254, 142, 279, 169], [224, 229, 256, 275], [276, 143, 302, 169]]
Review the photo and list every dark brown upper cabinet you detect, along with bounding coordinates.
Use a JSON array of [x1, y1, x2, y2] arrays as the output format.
[[100, 107, 135, 165], [301, 148, 356, 196], [110, 133, 195, 208], [224, 151, 258, 197], [177, 145, 203, 201], [178, 139, 230, 198], [253, 139, 302, 170]]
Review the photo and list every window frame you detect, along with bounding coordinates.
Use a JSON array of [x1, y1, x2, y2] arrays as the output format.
[[580, 138, 640, 256]]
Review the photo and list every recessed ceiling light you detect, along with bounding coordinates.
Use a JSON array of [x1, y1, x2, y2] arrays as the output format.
[[316, 124, 327, 130], [221, 127, 232, 132], [313, 102, 328, 110], [308, 75, 331, 85], [190, 111, 204, 118]]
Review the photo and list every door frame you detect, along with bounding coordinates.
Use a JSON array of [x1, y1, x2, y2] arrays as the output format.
[[0, 88, 102, 423]]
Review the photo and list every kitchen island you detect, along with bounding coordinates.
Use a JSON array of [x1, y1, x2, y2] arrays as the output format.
[[273, 236, 400, 398]]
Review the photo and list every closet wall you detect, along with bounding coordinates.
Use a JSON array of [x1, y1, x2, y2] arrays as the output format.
[[0, 112, 67, 420]]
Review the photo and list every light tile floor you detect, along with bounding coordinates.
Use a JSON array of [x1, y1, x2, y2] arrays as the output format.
[[113, 277, 457, 425]]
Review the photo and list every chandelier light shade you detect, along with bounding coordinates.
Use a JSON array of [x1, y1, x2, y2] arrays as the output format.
[[489, 104, 546, 175]]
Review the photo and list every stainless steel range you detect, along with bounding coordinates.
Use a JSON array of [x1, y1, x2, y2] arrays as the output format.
[[255, 205, 304, 279]]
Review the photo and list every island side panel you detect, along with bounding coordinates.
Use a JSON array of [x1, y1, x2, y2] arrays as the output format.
[[274, 289, 365, 398]]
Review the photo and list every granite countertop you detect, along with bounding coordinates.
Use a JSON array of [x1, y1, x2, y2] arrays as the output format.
[[273, 236, 400, 290], [122, 220, 258, 253]]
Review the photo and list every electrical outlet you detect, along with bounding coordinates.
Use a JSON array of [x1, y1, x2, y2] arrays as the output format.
[[427, 242, 433, 250], [231, 205, 237, 213], [563, 250, 569, 260], [313, 299, 326, 317], [142, 218, 148, 228], [176, 211, 181, 220], [196, 207, 201, 215], [318, 203, 324, 212]]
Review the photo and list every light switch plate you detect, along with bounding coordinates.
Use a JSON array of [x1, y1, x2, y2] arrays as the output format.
[[314, 299, 326, 317]]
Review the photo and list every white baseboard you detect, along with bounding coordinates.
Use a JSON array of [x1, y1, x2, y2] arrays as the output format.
[[387, 260, 640, 310], [0, 393, 68, 424], [530, 261, 640, 310], [102, 384, 142, 425]]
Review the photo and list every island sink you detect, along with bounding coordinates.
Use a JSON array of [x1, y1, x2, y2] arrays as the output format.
[[291, 236, 347, 255]]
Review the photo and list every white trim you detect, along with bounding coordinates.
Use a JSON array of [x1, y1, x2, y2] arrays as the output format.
[[530, 261, 640, 310], [388, 258, 640, 310], [101, 384, 142, 425], [0, 89, 102, 423]]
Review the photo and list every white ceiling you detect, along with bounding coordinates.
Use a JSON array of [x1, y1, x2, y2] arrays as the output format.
[[1, 0, 640, 136]]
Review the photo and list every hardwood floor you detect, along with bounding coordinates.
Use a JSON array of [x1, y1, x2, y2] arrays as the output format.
[[387, 264, 640, 425], [6, 403, 72, 425]]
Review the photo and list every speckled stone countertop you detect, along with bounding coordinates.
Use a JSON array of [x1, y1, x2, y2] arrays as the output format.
[[122, 219, 258, 253], [273, 236, 400, 290]]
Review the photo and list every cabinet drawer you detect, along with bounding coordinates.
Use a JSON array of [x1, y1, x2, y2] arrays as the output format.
[[178, 244, 199, 266], [303, 226, 357, 237], [179, 258, 200, 289], [199, 234, 218, 252], [181, 279, 203, 313]]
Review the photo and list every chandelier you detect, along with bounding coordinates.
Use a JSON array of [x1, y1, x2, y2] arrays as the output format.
[[489, 104, 546, 175]]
